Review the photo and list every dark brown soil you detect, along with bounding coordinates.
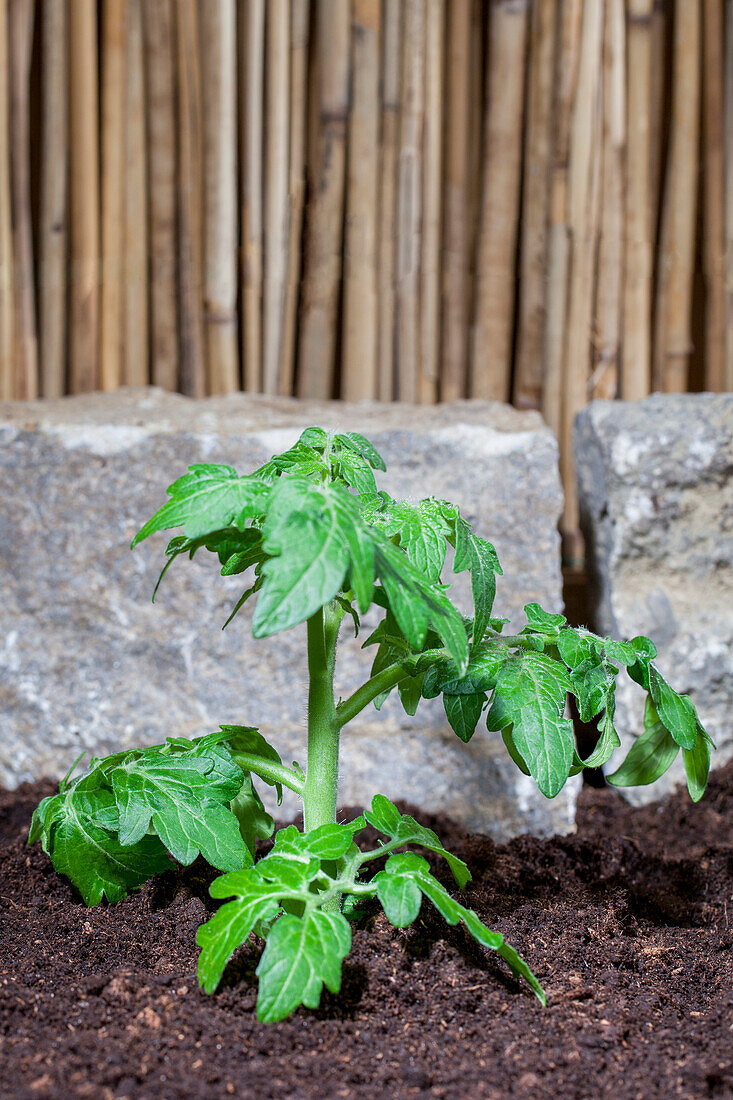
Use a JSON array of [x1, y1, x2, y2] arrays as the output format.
[[1, 766, 732, 1100]]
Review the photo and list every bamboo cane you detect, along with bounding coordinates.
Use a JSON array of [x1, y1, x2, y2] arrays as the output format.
[[441, 0, 472, 401], [591, 0, 625, 402], [0, 0, 13, 400], [622, 0, 653, 400], [201, 0, 239, 394], [9, 0, 37, 400], [465, 0, 484, 320], [279, 0, 310, 396], [419, 0, 444, 405], [471, 0, 529, 403], [396, 0, 425, 403], [144, 0, 178, 390], [263, 0, 290, 395], [542, 0, 582, 438], [176, 0, 205, 397], [648, 0, 666, 229], [653, 0, 700, 393], [377, 0, 401, 401], [39, 0, 67, 398], [702, 0, 726, 392], [342, 0, 380, 401], [241, 0, 265, 392], [69, 0, 99, 394], [514, 0, 556, 411], [123, 0, 148, 387], [721, 0, 726, 391], [560, 0, 603, 561], [297, 0, 350, 399], [100, 0, 126, 392]]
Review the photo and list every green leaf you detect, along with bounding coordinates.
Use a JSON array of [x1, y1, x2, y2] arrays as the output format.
[[443, 693, 486, 743], [337, 431, 387, 471], [682, 728, 711, 803], [522, 603, 567, 639], [197, 878, 282, 994], [606, 698, 680, 787], [373, 532, 468, 674], [256, 910, 352, 1022], [364, 794, 470, 888], [423, 642, 506, 697], [374, 854, 544, 1005], [31, 775, 170, 906], [333, 449, 378, 495], [569, 653, 616, 723], [364, 497, 452, 581], [229, 776, 275, 860], [487, 652, 574, 798], [132, 465, 271, 546], [452, 517, 502, 642], [254, 479, 374, 635], [110, 744, 250, 871], [220, 724, 286, 802], [577, 702, 621, 769]]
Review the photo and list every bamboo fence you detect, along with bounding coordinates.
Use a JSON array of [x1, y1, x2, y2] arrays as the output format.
[[0, 0, 731, 555]]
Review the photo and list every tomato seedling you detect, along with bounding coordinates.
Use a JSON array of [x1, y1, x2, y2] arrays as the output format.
[[30, 428, 712, 1021]]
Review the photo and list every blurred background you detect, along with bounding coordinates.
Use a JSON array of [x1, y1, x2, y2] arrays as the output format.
[[0, 0, 731, 553]]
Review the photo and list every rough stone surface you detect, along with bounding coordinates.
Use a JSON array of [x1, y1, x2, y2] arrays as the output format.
[[576, 393, 733, 801], [0, 388, 576, 837]]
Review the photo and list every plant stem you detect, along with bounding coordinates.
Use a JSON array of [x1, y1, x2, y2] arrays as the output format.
[[302, 604, 341, 832], [231, 752, 304, 796], [335, 660, 412, 728]]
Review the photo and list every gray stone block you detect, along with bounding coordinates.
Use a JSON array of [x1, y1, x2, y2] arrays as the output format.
[[0, 388, 577, 838], [575, 393, 733, 801]]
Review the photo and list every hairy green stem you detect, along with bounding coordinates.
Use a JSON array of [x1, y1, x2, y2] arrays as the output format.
[[335, 661, 412, 728], [302, 605, 341, 832], [231, 753, 304, 796]]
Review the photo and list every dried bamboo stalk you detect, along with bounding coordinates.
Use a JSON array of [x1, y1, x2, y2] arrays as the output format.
[[419, 0, 444, 405], [702, 0, 726, 391], [721, 0, 726, 391], [0, 0, 13, 400], [396, 0, 425, 403], [471, 0, 529, 403], [263, 0, 290, 395], [39, 0, 67, 398], [514, 0, 556, 411], [441, 0, 472, 401], [342, 0, 380, 401], [144, 0, 178, 390], [376, 0, 401, 401], [279, 0, 310, 396], [69, 0, 99, 394], [653, 0, 701, 393], [623, 0, 653, 400], [648, 0, 666, 229], [591, 0, 625, 401], [201, 0, 239, 394], [100, 0, 126, 391], [241, 0, 265, 392], [560, 0, 603, 560], [9, 0, 37, 400], [465, 0, 484, 319], [124, 0, 148, 387], [298, 0, 350, 399], [176, 0, 205, 396], [542, 0, 583, 437]]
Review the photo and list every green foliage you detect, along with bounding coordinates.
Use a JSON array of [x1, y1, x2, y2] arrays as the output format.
[[31, 426, 712, 1023], [197, 797, 540, 1021], [29, 728, 288, 904]]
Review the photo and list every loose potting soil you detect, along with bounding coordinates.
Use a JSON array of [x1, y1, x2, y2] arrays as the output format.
[[1, 763, 731, 1099]]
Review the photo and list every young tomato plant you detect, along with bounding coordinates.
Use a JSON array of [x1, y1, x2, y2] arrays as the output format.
[[30, 428, 713, 1021]]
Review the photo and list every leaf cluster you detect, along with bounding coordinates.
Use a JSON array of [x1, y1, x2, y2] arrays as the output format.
[[197, 793, 544, 1021], [29, 727, 287, 905]]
